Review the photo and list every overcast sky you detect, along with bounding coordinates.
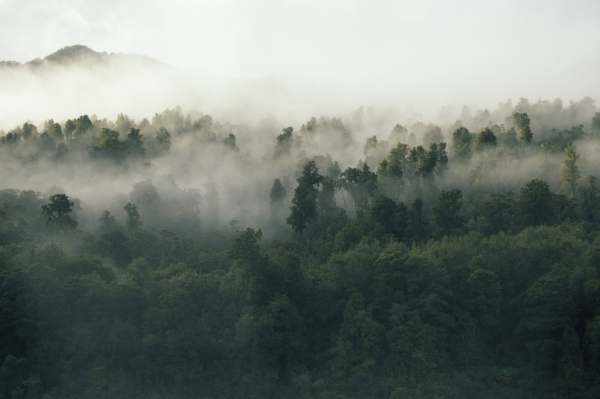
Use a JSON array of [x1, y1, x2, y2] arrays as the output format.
[[1, 0, 599, 111]]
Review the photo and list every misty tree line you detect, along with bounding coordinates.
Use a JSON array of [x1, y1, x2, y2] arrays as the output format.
[[2, 99, 600, 398]]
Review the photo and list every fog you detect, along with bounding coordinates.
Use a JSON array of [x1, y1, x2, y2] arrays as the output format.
[[4, 3, 600, 398], [1, 0, 600, 237], [1, 0, 600, 127]]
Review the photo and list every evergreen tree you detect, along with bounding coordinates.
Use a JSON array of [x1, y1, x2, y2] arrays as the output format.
[[560, 145, 580, 197], [287, 161, 322, 233], [124, 202, 142, 231], [513, 112, 533, 143]]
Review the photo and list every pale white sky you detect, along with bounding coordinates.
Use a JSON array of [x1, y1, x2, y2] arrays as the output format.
[[1, 0, 599, 111]]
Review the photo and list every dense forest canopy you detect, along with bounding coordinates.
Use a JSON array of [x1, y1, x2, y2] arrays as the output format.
[[2, 96, 600, 398]]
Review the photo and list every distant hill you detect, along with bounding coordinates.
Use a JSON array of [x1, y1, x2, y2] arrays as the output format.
[[0, 45, 199, 129], [0, 44, 163, 69]]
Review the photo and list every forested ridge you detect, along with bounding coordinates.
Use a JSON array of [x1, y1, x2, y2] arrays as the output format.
[[2, 98, 600, 398]]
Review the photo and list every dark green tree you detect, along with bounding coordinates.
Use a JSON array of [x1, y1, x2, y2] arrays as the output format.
[[341, 164, 378, 209], [560, 145, 580, 197], [378, 143, 409, 179], [433, 189, 464, 236], [287, 161, 323, 234], [592, 112, 600, 135], [41, 194, 77, 230], [518, 179, 555, 226], [155, 127, 171, 154], [452, 127, 473, 159], [126, 128, 145, 157], [270, 178, 287, 204], [223, 133, 238, 151], [388, 123, 408, 145], [275, 127, 294, 158], [476, 128, 497, 150], [124, 202, 142, 231], [406, 198, 430, 242], [254, 295, 305, 381], [578, 176, 600, 228], [21, 122, 37, 140], [334, 293, 385, 379], [513, 112, 533, 144]]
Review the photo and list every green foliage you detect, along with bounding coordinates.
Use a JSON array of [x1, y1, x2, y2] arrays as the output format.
[[341, 163, 378, 209], [579, 176, 600, 228], [123, 202, 142, 230], [41, 193, 77, 230], [4, 104, 600, 398], [334, 293, 385, 380], [452, 127, 473, 159], [155, 127, 171, 154], [223, 133, 238, 151], [513, 112, 533, 143], [125, 128, 145, 157], [476, 128, 497, 150], [433, 189, 464, 236], [287, 161, 323, 234], [592, 112, 600, 134], [275, 127, 294, 158], [388, 123, 408, 146], [561, 145, 580, 197], [270, 178, 287, 204], [518, 179, 557, 226], [378, 143, 409, 179]]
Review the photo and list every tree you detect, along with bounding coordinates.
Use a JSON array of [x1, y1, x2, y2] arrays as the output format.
[[155, 127, 171, 154], [223, 133, 238, 151], [518, 179, 555, 226], [578, 176, 600, 228], [341, 164, 378, 209], [429, 142, 448, 175], [560, 145, 580, 197], [126, 128, 145, 157], [254, 295, 305, 381], [21, 122, 37, 140], [44, 119, 63, 141], [452, 127, 473, 159], [124, 202, 142, 231], [476, 128, 497, 150], [479, 192, 517, 234], [368, 194, 408, 240], [275, 127, 294, 158], [94, 128, 123, 160], [378, 143, 409, 179], [406, 198, 430, 242], [388, 123, 408, 146], [270, 178, 286, 204], [334, 293, 385, 379], [98, 210, 118, 234], [559, 325, 584, 389], [423, 125, 444, 146], [406, 144, 446, 181], [66, 115, 93, 140], [230, 227, 264, 269], [363, 136, 387, 167], [592, 112, 600, 135], [64, 119, 76, 142], [41, 194, 77, 230], [115, 113, 134, 134], [287, 161, 322, 234], [513, 112, 533, 144], [433, 189, 464, 236]]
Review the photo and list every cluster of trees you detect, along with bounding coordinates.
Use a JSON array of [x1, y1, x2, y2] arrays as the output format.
[[0, 109, 240, 164], [2, 101, 600, 398]]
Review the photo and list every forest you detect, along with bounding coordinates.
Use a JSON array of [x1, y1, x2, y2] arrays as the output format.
[[2, 97, 600, 398]]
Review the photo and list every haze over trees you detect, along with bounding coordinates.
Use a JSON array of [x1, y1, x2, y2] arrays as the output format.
[[2, 96, 600, 398]]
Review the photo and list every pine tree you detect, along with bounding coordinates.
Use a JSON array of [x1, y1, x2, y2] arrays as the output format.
[[560, 145, 580, 197]]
